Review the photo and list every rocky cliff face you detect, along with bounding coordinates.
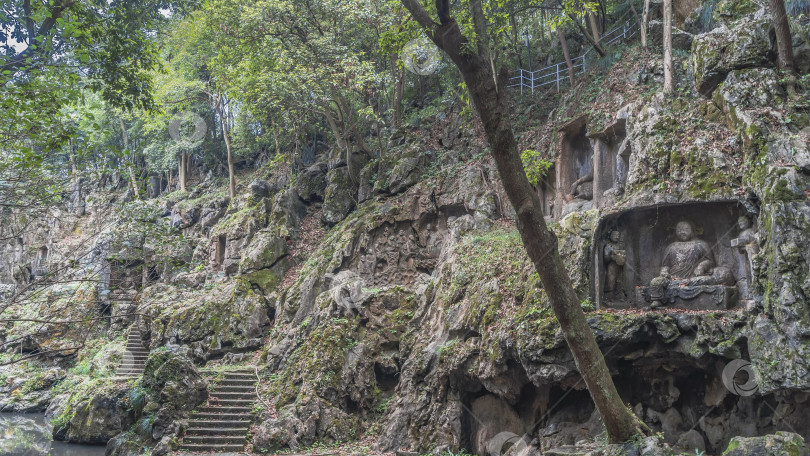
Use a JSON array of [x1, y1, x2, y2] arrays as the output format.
[[1, 3, 809, 456]]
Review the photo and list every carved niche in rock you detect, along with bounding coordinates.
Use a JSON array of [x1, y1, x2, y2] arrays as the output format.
[[594, 202, 756, 310], [589, 119, 630, 209], [556, 116, 594, 218]]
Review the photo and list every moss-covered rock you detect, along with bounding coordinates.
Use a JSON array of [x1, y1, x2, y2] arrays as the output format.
[[691, 16, 774, 97], [322, 167, 356, 226], [722, 432, 809, 456]]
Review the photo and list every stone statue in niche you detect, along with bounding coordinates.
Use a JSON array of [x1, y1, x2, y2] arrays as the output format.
[[645, 220, 736, 310], [567, 171, 594, 201], [604, 230, 626, 295], [731, 215, 759, 304]]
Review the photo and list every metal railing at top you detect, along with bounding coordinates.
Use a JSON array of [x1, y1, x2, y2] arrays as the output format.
[[510, 17, 640, 95]]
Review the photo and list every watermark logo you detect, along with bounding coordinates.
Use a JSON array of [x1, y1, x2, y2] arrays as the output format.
[[324, 271, 368, 313], [487, 431, 529, 455], [722, 359, 758, 397], [402, 36, 442, 76], [169, 111, 207, 143], [119, 350, 137, 374]]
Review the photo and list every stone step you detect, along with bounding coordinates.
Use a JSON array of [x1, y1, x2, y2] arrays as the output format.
[[212, 392, 255, 399], [185, 426, 248, 436], [195, 405, 253, 414], [213, 386, 254, 393], [126, 352, 149, 356], [216, 381, 255, 388], [192, 412, 252, 421], [207, 399, 254, 406], [185, 419, 251, 429], [182, 435, 245, 445], [221, 372, 254, 378], [179, 443, 245, 452]]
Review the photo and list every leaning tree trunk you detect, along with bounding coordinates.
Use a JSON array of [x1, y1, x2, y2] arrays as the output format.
[[589, 13, 601, 43], [770, 0, 795, 70], [399, 0, 646, 443], [629, 0, 642, 35], [663, 0, 674, 93], [769, 0, 797, 96], [557, 27, 577, 87]]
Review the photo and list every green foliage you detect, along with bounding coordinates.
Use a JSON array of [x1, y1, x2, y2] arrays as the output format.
[[520, 149, 553, 186]]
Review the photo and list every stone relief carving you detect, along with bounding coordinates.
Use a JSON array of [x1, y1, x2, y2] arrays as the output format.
[[731, 215, 759, 305], [645, 220, 735, 310], [596, 204, 752, 311], [603, 230, 626, 297], [567, 171, 594, 202], [354, 223, 441, 287]]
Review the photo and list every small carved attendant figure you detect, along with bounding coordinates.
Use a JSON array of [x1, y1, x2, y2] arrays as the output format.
[[731, 215, 759, 302], [604, 230, 626, 294]]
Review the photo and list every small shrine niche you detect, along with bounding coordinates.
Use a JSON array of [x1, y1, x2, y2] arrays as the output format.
[[556, 116, 594, 217], [594, 202, 757, 311], [589, 119, 629, 208]]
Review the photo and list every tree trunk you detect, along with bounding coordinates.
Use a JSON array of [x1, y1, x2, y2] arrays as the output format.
[[400, 0, 646, 443], [663, 0, 674, 93], [393, 58, 406, 126], [119, 118, 139, 200], [629, 0, 642, 32], [589, 13, 601, 43], [221, 107, 236, 199], [641, 0, 651, 50], [179, 151, 187, 192], [769, 0, 797, 95], [557, 28, 576, 87], [68, 138, 78, 184]]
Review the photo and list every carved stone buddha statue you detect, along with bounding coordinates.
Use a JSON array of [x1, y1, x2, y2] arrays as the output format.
[[647, 220, 735, 309]]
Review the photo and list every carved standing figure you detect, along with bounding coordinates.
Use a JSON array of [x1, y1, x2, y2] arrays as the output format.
[[604, 230, 626, 294], [731, 215, 759, 302]]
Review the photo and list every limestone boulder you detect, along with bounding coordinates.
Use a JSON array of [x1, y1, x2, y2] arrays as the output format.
[[252, 390, 361, 452], [239, 228, 290, 294], [51, 382, 135, 444], [322, 167, 356, 225], [249, 178, 279, 198], [723, 432, 809, 456], [141, 346, 208, 413], [649, 20, 694, 51], [691, 16, 774, 96], [296, 163, 328, 202]]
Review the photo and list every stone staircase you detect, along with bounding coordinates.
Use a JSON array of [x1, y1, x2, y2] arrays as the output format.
[[178, 368, 257, 453], [114, 327, 149, 379]]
